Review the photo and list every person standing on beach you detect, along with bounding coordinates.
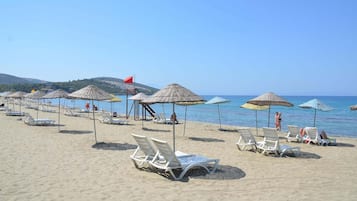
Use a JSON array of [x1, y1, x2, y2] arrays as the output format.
[[85, 102, 90, 111], [275, 112, 282, 131]]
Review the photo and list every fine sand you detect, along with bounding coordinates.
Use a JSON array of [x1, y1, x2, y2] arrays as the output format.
[[1, 106, 357, 201]]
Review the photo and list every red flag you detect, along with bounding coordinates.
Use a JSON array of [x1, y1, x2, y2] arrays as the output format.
[[124, 76, 133, 84]]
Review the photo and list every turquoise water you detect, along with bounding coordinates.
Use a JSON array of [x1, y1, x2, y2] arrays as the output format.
[[61, 95, 357, 138]]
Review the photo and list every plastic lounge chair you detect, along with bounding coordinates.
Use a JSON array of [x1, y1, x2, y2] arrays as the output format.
[[303, 127, 322, 145], [236, 128, 259, 151], [149, 138, 219, 180], [286, 125, 303, 143], [319, 130, 337, 146], [100, 112, 128, 125], [64, 108, 81, 117], [130, 134, 158, 169], [257, 127, 300, 157], [153, 113, 169, 124], [5, 110, 25, 116], [24, 114, 55, 126]]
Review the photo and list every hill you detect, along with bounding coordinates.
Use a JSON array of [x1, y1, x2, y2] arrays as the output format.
[[0, 73, 47, 85], [0, 74, 158, 95]]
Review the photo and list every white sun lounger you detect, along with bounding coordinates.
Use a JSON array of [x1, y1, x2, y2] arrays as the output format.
[[257, 127, 301, 157], [24, 114, 55, 126], [149, 138, 219, 180], [236, 128, 260, 151], [286, 125, 303, 143]]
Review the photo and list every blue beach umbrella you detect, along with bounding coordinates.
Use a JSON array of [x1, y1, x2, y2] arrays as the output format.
[[299, 98, 333, 127], [205, 96, 230, 131]]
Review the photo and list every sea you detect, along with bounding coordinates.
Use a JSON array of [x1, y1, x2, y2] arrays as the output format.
[[59, 95, 357, 138]]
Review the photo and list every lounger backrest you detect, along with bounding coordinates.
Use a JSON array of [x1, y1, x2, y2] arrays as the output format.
[[238, 129, 256, 144], [131, 134, 156, 157], [24, 114, 34, 124], [151, 138, 181, 167], [305, 127, 319, 141], [287, 125, 300, 137], [263, 127, 280, 148]]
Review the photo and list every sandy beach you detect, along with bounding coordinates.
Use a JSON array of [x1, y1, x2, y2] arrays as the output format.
[[1, 106, 357, 201]]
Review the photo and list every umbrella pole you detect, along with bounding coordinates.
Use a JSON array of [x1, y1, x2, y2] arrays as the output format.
[[183, 105, 187, 136], [267, 106, 271, 127], [314, 108, 317, 127], [218, 104, 222, 130], [58, 98, 61, 132], [92, 99, 98, 143], [37, 99, 40, 119], [172, 103, 176, 152], [256, 110, 258, 136]]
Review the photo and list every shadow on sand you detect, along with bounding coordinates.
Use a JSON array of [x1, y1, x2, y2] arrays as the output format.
[[142, 127, 171, 132], [336, 142, 355, 148], [59, 130, 93, 135], [185, 165, 246, 181], [188, 137, 225, 143], [92, 142, 137, 151], [297, 151, 321, 159]]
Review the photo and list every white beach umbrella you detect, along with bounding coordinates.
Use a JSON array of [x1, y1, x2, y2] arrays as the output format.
[[299, 98, 333, 127], [69, 85, 112, 143], [205, 96, 230, 131]]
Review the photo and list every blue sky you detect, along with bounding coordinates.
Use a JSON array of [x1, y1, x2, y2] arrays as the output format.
[[1, 0, 356, 96]]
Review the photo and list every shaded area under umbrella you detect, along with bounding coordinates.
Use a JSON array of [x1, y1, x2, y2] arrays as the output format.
[[299, 98, 333, 127], [69, 85, 112, 144], [240, 103, 269, 136], [42, 89, 69, 132], [142, 83, 205, 151], [247, 92, 293, 127], [205, 96, 230, 131]]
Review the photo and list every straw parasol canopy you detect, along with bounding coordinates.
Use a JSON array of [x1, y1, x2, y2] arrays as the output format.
[[7, 91, 27, 98], [299, 98, 333, 127], [7, 91, 28, 112], [142, 83, 205, 151], [69, 85, 112, 143], [25, 90, 47, 119], [205, 96, 230, 131], [241, 103, 269, 135], [42, 89, 69, 132], [247, 92, 293, 127], [351, 105, 357, 111]]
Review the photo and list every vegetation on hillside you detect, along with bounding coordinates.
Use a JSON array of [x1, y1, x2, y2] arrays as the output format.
[[0, 77, 158, 95]]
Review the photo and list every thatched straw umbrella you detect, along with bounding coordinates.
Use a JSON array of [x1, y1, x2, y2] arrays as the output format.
[[247, 92, 293, 127], [42, 89, 69, 132], [7, 91, 28, 113], [69, 85, 112, 143], [142, 83, 205, 151], [351, 105, 357, 111], [25, 90, 47, 119]]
